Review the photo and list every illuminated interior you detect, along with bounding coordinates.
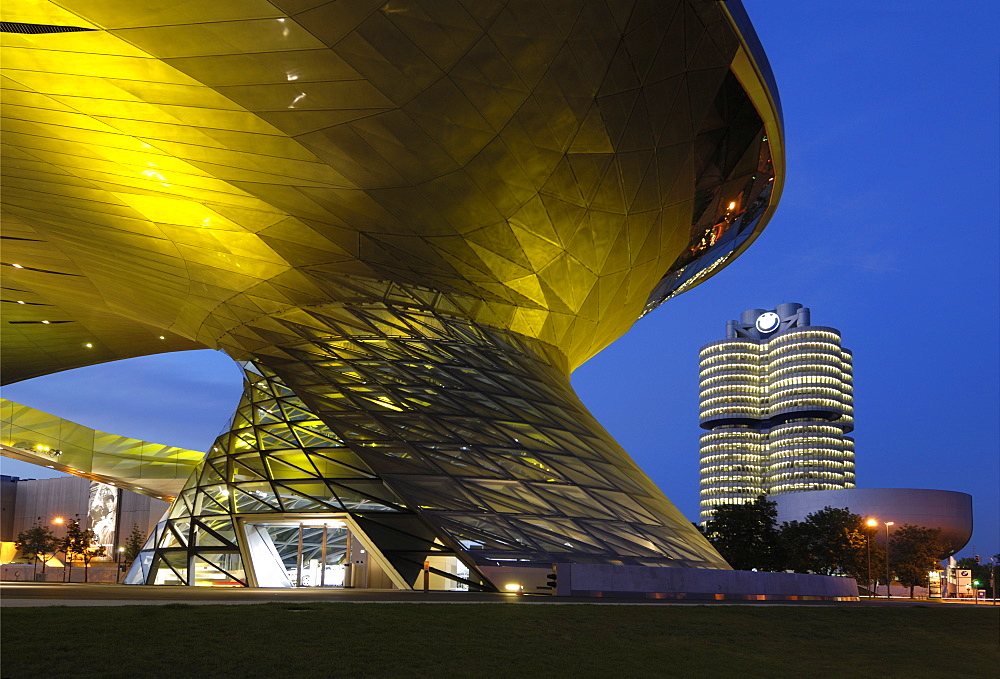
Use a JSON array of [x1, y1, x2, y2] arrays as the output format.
[[698, 307, 856, 522]]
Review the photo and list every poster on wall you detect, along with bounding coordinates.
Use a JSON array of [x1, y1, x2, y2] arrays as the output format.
[[88, 482, 119, 556]]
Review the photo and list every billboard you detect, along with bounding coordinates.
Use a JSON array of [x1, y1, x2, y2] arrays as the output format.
[[88, 482, 119, 555]]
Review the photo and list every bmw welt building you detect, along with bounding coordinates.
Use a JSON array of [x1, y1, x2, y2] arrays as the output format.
[[1, 0, 855, 599]]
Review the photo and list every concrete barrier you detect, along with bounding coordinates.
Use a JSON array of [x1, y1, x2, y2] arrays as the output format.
[[1, 564, 122, 583], [555, 564, 858, 601]]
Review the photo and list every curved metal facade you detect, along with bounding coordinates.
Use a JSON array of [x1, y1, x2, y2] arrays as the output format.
[[772, 488, 973, 558], [1, 1, 783, 587]]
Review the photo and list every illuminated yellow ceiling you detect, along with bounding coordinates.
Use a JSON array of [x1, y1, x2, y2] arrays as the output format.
[[1, 0, 783, 383]]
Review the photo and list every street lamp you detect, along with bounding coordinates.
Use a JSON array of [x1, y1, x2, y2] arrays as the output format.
[[884, 521, 894, 599], [865, 518, 878, 598], [116, 546, 125, 584], [990, 557, 997, 603]]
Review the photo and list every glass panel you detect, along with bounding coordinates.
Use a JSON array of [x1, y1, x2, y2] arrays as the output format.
[[153, 553, 188, 585], [197, 518, 239, 546], [124, 551, 153, 585], [191, 553, 245, 587], [233, 485, 280, 513]]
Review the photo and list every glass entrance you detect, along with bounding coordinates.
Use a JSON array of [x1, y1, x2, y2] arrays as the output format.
[[242, 516, 398, 588]]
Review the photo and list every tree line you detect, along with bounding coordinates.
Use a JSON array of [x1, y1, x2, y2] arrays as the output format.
[[700, 496, 945, 597], [14, 519, 146, 582]]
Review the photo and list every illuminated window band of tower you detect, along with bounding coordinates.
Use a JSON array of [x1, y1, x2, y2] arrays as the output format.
[[697, 304, 855, 522]]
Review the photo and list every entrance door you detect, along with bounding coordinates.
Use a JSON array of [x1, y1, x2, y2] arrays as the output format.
[[241, 516, 402, 589]]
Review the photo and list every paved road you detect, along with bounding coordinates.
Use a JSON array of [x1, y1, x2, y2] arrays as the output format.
[[2, 582, 995, 607]]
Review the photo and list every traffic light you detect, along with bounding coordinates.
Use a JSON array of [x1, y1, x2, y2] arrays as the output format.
[[975, 555, 981, 564]]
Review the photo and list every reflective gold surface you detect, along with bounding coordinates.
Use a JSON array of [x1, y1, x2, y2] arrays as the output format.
[[2, 0, 783, 382], [0, 398, 201, 499]]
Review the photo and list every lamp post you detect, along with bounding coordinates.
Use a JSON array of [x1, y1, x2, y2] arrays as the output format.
[[866, 518, 878, 598], [884, 521, 894, 599], [53, 517, 66, 582], [990, 557, 997, 603]]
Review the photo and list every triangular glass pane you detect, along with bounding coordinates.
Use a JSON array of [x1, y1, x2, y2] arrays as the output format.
[[169, 493, 193, 518], [291, 426, 343, 448], [195, 489, 230, 516], [588, 490, 659, 524], [170, 519, 191, 546], [194, 528, 227, 548], [528, 484, 616, 519], [149, 555, 185, 585], [578, 520, 660, 556], [328, 479, 407, 508], [200, 463, 225, 485], [159, 526, 182, 549], [462, 479, 554, 514], [160, 551, 189, 581], [273, 484, 339, 512], [192, 553, 245, 586], [266, 456, 317, 480], [233, 485, 280, 513], [278, 402, 316, 422], [541, 454, 613, 488], [433, 514, 537, 551], [124, 551, 153, 584], [232, 460, 267, 482], [197, 519, 239, 546], [311, 449, 376, 477], [260, 423, 302, 445], [506, 519, 600, 554], [254, 402, 283, 425]]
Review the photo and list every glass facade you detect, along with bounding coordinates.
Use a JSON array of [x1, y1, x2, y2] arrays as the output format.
[[698, 305, 856, 522], [129, 297, 729, 588]]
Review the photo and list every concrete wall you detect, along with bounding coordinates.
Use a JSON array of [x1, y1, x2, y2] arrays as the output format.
[[4, 476, 168, 553], [0, 475, 17, 541], [119, 490, 169, 545], [555, 564, 858, 600], [11, 476, 90, 538], [2, 563, 121, 583]]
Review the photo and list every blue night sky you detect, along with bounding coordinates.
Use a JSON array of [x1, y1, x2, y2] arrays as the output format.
[[3, 1, 997, 558]]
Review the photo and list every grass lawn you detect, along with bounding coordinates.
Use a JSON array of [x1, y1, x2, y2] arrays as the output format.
[[2, 603, 996, 678]]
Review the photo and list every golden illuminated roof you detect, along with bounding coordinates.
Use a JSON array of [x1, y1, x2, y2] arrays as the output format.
[[2, 0, 783, 382]]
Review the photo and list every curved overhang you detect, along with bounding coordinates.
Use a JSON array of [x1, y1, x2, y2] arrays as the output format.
[[716, 0, 785, 276], [0, 398, 200, 500], [639, 0, 784, 308], [2, 0, 785, 382]]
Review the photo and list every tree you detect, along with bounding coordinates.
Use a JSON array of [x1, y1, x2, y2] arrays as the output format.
[[890, 525, 944, 598], [14, 524, 59, 579], [122, 523, 146, 570], [703, 496, 782, 571], [62, 519, 86, 583], [77, 527, 107, 583], [779, 507, 872, 580]]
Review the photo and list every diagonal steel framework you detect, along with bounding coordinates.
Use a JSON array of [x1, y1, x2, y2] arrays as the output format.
[[130, 283, 726, 587]]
